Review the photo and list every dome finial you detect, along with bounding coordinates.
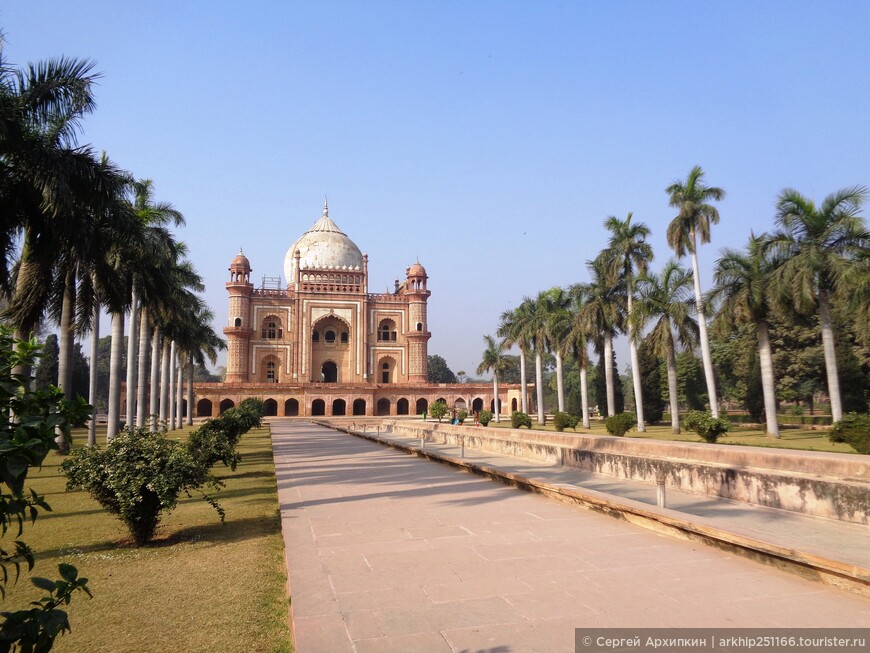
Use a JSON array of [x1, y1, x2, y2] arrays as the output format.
[[323, 196, 329, 217]]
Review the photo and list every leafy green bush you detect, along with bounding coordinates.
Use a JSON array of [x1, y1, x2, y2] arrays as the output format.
[[605, 412, 636, 436], [62, 401, 264, 545], [553, 412, 578, 432], [0, 328, 92, 650], [187, 400, 263, 470], [683, 410, 730, 443], [511, 411, 532, 429], [62, 428, 219, 546], [429, 401, 448, 422], [829, 413, 870, 453], [478, 410, 492, 426], [457, 409, 468, 424]]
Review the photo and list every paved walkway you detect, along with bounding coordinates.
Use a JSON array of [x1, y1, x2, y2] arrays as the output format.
[[373, 424, 870, 571], [272, 420, 870, 653]]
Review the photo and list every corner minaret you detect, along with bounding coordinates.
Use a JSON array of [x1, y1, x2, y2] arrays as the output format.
[[224, 249, 254, 382], [404, 260, 431, 383]]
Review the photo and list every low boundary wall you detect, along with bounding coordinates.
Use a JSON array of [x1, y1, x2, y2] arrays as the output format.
[[318, 417, 869, 525]]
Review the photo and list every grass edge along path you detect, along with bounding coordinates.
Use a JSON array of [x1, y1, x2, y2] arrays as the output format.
[[2, 424, 292, 653]]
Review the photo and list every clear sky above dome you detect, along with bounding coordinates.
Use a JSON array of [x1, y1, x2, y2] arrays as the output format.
[[3, 2, 869, 376]]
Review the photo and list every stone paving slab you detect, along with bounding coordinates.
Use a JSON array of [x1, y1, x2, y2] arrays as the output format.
[[273, 420, 870, 653]]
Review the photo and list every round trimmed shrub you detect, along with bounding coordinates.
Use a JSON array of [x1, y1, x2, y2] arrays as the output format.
[[605, 412, 636, 437], [553, 411, 579, 432], [511, 411, 532, 429], [478, 409, 492, 426], [683, 410, 730, 443]]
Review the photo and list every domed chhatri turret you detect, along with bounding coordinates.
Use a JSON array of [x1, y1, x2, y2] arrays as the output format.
[[229, 248, 251, 282], [284, 199, 364, 286]]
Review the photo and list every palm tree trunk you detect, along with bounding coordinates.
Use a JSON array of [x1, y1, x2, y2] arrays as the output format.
[[168, 341, 177, 430], [149, 327, 161, 432], [627, 293, 646, 431], [57, 268, 76, 392], [107, 312, 125, 440], [818, 289, 843, 422], [579, 359, 590, 429], [159, 339, 170, 428], [689, 236, 719, 417], [136, 308, 150, 428], [519, 350, 528, 413], [535, 349, 545, 424], [186, 362, 194, 426], [56, 267, 76, 451], [666, 343, 680, 434], [757, 320, 780, 438], [87, 299, 99, 446], [604, 333, 616, 416], [175, 360, 183, 429], [493, 374, 500, 423], [555, 350, 565, 413], [125, 285, 139, 428]]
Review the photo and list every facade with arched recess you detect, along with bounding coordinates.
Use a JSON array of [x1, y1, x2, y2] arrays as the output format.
[[194, 201, 523, 417]]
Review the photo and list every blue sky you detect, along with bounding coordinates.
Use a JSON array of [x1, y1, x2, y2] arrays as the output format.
[[3, 2, 869, 375]]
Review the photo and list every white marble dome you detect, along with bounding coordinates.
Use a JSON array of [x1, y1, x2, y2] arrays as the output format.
[[284, 201, 364, 284]]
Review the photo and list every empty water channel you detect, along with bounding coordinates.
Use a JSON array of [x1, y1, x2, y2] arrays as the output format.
[[308, 417, 870, 596]]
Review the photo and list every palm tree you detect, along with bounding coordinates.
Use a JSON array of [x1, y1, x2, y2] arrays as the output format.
[[477, 335, 507, 422], [634, 261, 698, 433], [543, 287, 572, 413], [126, 180, 186, 427], [601, 213, 653, 431], [709, 235, 781, 437], [666, 165, 725, 418], [564, 284, 593, 429], [525, 292, 555, 424], [497, 302, 532, 413], [0, 54, 101, 290], [579, 257, 624, 416], [176, 304, 224, 426], [766, 186, 869, 422]]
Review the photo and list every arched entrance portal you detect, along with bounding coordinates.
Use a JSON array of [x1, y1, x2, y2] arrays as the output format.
[[415, 398, 428, 415], [353, 399, 366, 415], [321, 361, 337, 383], [332, 399, 346, 416], [263, 399, 278, 416], [285, 398, 299, 416], [472, 398, 484, 412], [196, 398, 213, 417], [376, 398, 390, 416], [511, 398, 518, 412], [397, 398, 409, 415], [219, 399, 235, 415], [311, 399, 325, 416]]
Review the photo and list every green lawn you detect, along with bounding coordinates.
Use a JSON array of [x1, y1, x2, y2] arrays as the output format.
[[487, 418, 858, 454], [3, 424, 292, 653]]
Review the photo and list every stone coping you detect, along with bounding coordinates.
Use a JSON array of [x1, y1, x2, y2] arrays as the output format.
[[376, 418, 870, 480]]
